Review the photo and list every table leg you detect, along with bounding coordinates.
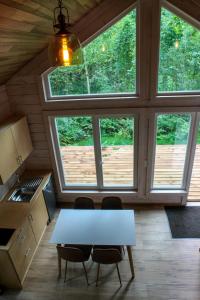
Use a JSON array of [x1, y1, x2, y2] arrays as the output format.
[[57, 244, 61, 278], [127, 246, 135, 279]]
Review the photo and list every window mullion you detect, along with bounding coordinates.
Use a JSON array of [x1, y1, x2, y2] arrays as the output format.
[[92, 116, 103, 189]]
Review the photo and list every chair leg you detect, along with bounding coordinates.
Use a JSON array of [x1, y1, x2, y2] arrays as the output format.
[[82, 262, 89, 286], [116, 264, 122, 286], [64, 261, 68, 282], [96, 263, 100, 287]]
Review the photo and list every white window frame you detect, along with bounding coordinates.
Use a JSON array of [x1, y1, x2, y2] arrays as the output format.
[[147, 108, 196, 192], [42, 5, 139, 102], [152, 0, 200, 98], [49, 112, 139, 191]]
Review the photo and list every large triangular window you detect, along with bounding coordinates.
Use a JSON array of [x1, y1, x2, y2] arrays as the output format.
[[158, 8, 200, 93], [47, 9, 136, 97]]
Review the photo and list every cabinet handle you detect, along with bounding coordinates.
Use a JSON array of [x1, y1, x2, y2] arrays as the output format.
[[25, 248, 31, 257], [16, 156, 20, 165], [29, 214, 34, 222], [20, 235, 26, 243]]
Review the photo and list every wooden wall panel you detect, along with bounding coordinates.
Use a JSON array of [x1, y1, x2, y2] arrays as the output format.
[[0, 85, 12, 123]]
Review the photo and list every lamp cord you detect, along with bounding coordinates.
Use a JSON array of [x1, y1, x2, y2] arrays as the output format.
[[57, 0, 69, 24]]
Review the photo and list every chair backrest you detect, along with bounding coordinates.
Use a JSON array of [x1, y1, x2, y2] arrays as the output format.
[[57, 246, 85, 262], [74, 197, 94, 209], [92, 248, 122, 264], [101, 197, 122, 210]]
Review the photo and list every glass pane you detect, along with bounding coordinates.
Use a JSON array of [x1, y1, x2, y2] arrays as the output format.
[[188, 122, 200, 201], [100, 117, 134, 186], [48, 9, 136, 96], [55, 117, 97, 185], [158, 8, 200, 92], [153, 113, 191, 188]]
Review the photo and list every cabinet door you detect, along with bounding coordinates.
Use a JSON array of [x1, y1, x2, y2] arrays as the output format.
[[11, 117, 33, 162], [0, 127, 19, 183], [9, 219, 37, 282], [29, 193, 48, 243]]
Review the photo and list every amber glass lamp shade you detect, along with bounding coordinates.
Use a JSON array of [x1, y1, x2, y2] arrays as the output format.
[[49, 31, 84, 67]]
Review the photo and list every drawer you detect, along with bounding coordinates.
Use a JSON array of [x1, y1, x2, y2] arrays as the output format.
[[9, 218, 36, 281]]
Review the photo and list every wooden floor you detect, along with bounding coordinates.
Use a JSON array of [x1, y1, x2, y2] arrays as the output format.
[[2, 207, 200, 300], [60, 145, 200, 200]]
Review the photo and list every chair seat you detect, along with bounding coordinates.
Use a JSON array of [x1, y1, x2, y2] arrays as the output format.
[[64, 244, 92, 260], [93, 245, 122, 253]]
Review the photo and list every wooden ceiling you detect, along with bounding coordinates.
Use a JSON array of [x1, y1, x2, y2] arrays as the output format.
[[0, 0, 103, 85]]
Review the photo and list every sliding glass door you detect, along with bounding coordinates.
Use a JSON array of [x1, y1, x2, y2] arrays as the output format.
[[52, 114, 137, 190]]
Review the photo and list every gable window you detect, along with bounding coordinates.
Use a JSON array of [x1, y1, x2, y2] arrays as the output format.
[[45, 9, 136, 99], [51, 114, 137, 190], [158, 8, 200, 93]]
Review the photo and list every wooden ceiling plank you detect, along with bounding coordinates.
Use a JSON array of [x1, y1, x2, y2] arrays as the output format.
[[0, 0, 52, 21], [0, 3, 51, 25], [0, 45, 13, 53], [12, 0, 54, 19], [0, 16, 35, 32], [0, 0, 106, 84]]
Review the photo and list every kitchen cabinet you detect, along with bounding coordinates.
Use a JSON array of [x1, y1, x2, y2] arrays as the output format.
[[0, 174, 50, 289], [0, 116, 33, 184], [11, 117, 33, 163], [0, 127, 19, 183], [29, 192, 49, 243], [9, 218, 37, 282]]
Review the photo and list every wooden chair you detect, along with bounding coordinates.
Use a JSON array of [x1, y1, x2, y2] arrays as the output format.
[[74, 197, 94, 209], [92, 246, 123, 286], [56, 245, 91, 285], [101, 196, 123, 210], [101, 197, 125, 254]]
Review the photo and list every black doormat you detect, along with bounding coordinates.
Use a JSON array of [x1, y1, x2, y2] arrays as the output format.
[[165, 206, 200, 238]]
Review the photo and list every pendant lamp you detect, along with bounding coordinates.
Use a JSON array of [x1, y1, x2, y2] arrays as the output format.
[[49, 0, 84, 67]]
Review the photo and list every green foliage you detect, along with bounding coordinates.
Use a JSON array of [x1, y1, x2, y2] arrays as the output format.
[[159, 8, 200, 91], [156, 114, 190, 145], [49, 10, 136, 96], [56, 117, 133, 146], [56, 117, 92, 146]]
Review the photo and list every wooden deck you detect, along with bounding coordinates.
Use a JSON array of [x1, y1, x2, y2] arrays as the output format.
[[60, 145, 200, 200]]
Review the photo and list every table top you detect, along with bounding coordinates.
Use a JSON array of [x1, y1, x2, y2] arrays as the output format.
[[49, 209, 135, 246]]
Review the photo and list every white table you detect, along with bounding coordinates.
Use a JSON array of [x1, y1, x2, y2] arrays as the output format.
[[50, 209, 136, 278]]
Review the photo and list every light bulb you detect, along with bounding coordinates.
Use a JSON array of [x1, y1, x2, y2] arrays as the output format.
[[175, 40, 179, 49], [102, 44, 106, 52]]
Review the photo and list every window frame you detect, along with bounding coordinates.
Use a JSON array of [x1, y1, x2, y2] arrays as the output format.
[[147, 109, 196, 192], [49, 112, 139, 191], [42, 5, 139, 102], [157, 4, 200, 96]]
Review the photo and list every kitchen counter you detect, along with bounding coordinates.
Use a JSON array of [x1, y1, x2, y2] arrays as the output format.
[[0, 170, 52, 250]]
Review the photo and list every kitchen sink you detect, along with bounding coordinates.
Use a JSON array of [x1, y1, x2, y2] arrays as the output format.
[[0, 228, 15, 246], [8, 188, 35, 202], [8, 177, 43, 202]]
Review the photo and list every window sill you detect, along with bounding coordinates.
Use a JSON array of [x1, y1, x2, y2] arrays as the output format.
[[150, 189, 187, 195]]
